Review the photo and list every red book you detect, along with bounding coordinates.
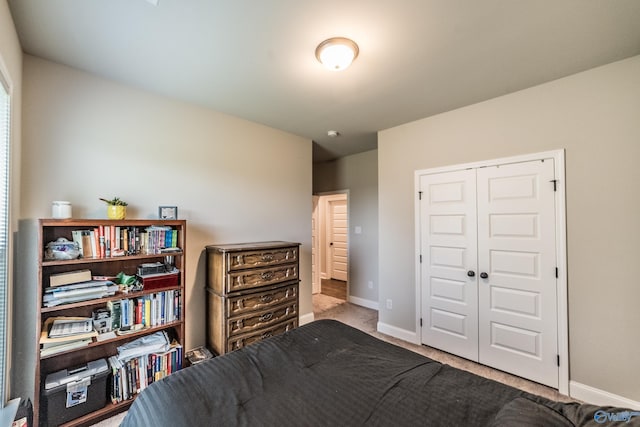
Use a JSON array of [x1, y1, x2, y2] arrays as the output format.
[[136, 300, 143, 325], [98, 225, 105, 258]]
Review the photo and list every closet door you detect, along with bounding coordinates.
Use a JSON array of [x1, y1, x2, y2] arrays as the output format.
[[476, 159, 558, 388], [420, 169, 478, 361]]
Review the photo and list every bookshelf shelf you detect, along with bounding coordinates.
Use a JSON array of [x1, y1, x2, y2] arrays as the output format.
[[58, 400, 134, 427], [41, 286, 182, 313], [40, 320, 185, 360], [34, 219, 187, 427], [42, 251, 184, 267]]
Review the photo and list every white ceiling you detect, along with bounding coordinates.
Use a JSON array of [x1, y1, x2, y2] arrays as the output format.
[[8, 0, 640, 162]]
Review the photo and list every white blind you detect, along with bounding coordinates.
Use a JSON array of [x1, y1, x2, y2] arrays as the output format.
[[0, 74, 10, 404]]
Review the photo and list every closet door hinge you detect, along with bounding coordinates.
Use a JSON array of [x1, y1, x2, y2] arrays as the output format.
[[418, 191, 423, 200], [555, 268, 559, 278], [550, 179, 557, 191], [420, 318, 423, 327], [419, 254, 423, 263], [557, 355, 560, 367]]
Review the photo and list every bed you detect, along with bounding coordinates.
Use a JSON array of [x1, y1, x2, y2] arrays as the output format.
[[121, 319, 637, 426]]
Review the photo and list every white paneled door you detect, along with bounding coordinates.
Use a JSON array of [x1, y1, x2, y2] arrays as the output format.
[[419, 158, 559, 389], [476, 160, 557, 387], [329, 199, 348, 281], [420, 169, 479, 361]]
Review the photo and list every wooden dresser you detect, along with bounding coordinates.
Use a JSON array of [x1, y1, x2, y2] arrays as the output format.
[[205, 241, 300, 355]]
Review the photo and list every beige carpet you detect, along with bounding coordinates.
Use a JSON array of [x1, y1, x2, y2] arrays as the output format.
[[92, 294, 574, 426]]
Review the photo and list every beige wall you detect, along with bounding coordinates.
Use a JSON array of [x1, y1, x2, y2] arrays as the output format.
[[14, 55, 312, 398], [378, 55, 640, 401], [313, 149, 378, 304]]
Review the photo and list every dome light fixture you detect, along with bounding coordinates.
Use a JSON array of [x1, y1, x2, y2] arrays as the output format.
[[315, 37, 359, 71]]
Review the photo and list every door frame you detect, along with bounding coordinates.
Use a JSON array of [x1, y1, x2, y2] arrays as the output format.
[[313, 191, 350, 292], [414, 149, 568, 395], [312, 195, 320, 294]]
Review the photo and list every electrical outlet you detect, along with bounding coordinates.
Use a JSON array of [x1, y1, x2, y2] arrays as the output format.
[[368, 281, 373, 289], [386, 299, 393, 310]]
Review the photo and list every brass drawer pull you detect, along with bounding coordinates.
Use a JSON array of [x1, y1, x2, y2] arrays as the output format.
[[260, 295, 273, 303], [261, 332, 273, 339], [261, 254, 274, 261], [260, 313, 273, 322], [260, 271, 274, 280]]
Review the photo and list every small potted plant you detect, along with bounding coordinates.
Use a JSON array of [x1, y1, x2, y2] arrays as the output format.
[[100, 197, 128, 220]]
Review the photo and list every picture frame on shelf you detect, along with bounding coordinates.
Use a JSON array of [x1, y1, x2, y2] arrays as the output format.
[[159, 206, 178, 220]]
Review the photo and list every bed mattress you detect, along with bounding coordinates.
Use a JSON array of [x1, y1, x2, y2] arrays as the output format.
[[122, 319, 637, 426]]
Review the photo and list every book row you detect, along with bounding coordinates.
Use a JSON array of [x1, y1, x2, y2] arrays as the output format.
[[70, 225, 179, 259], [106, 290, 181, 331], [108, 344, 183, 403]]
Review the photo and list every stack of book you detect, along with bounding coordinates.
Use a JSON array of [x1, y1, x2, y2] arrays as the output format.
[[108, 332, 182, 403], [40, 317, 98, 357], [43, 269, 118, 307]]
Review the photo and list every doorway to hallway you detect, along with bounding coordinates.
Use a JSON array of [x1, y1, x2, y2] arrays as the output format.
[[312, 192, 349, 298]]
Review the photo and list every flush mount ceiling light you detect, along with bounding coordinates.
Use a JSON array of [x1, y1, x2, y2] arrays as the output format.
[[315, 37, 359, 71]]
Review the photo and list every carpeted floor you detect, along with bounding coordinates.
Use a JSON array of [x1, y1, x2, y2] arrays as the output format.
[[92, 293, 574, 426]]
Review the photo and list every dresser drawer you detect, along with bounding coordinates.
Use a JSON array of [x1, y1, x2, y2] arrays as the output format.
[[206, 241, 300, 356], [226, 264, 298, 294], [227, 246, 298, 272], [227, 283, 298, 316], [228, 301, 297, 337], [228, 318, 297, 352]]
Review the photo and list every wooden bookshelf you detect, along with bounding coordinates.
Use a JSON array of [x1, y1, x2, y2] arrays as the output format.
[[34, 219, 187, 427]]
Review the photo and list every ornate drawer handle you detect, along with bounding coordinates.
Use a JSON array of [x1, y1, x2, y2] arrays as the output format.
[[261, 332, 273, 339], [259, 295, 273, 303], [260, 313, 273, 322], [261, 254, 274, 261], [260, 271, 274, 280]]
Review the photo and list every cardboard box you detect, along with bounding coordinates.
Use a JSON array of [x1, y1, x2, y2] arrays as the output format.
[[42, 359, 109, 427]]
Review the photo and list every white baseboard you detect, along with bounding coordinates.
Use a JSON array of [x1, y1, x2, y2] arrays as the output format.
[[348, 296, 379, 310], [570, 381, 640, 410], [299, 312, 315, 326], [376, 321, 419, 344]]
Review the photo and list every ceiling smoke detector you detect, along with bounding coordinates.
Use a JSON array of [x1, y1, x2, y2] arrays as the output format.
[[327, 130, 340, 138]]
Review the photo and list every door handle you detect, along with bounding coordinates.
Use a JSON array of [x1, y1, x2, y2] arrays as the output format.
[[480, 272, 489, 279], [330, 242, 334, 246], [467, 271, 475, 277]]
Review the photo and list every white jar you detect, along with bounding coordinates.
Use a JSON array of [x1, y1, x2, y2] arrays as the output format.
[[51, 201, 72, 219]]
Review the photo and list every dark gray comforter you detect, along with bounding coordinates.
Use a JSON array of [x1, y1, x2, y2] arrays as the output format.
[[121, 319, 638, 426]]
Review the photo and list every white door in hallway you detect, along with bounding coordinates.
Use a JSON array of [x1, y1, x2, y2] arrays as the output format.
[[329, 199, 348, 281], [477, 160, 558, 388]]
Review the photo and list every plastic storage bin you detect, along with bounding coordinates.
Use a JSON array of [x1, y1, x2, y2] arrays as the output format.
[[42, 359, 109, 426]]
